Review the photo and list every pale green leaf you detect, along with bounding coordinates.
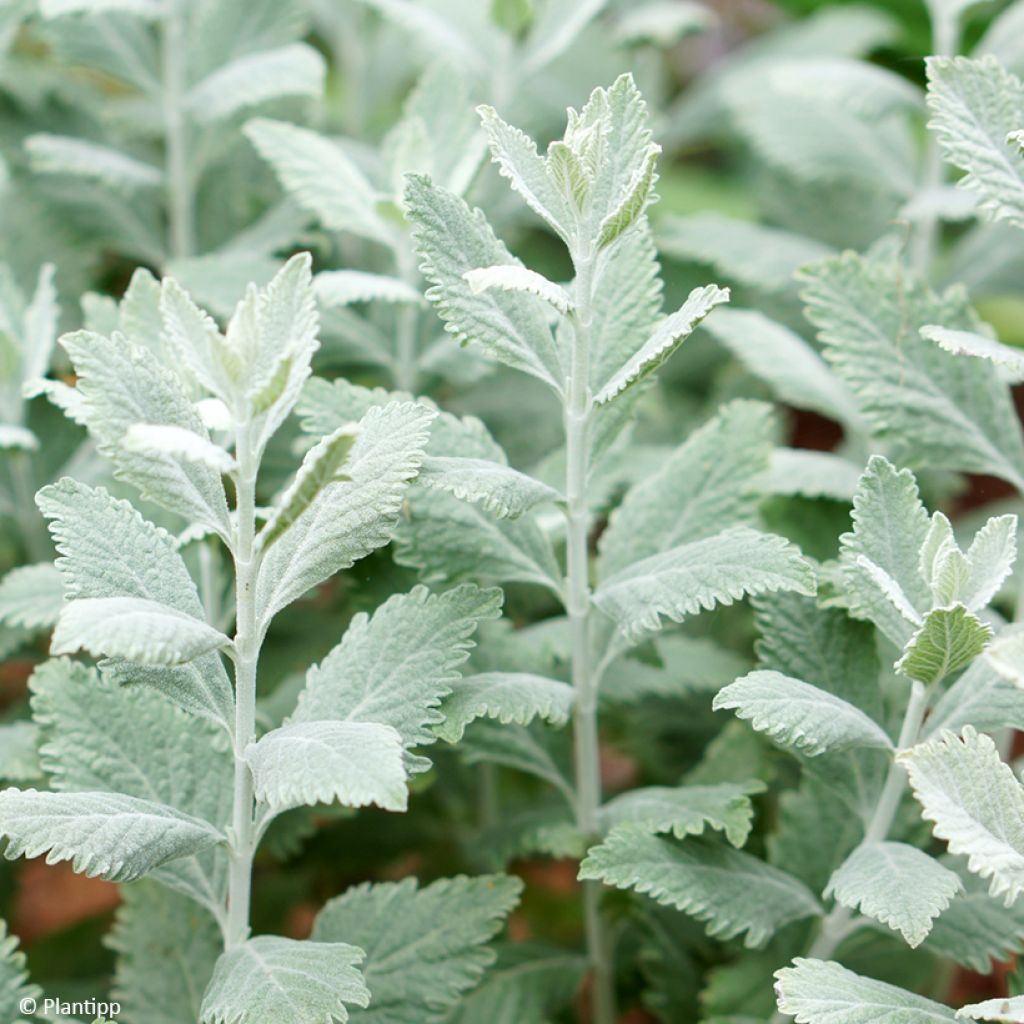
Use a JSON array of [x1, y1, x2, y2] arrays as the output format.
[[200, 937, 369, 1024], [713, 670, 893, 756], [0, 563, 63, 629], [597, 141, 660, 249], [922, 325, 1024, 384], [247, 720, 407, 814], [463, 265, 573, 315], [825, 841, 961, 946], [315, 271, 422, 308], [0, 722, 41, 783], [580, 829, 820, 947], [25, 133, 162, 189], [758, 449, 862, 501], [896, 605, 992, 684], [928, 655, 1024, 735], [124, 424, 238, 475], [963, 514, 1018, 611], [313, 874, 522, 1023], [0, 919, 40, 1024], [435, 671, 573, 743], [416, 456, 561, 519], [958, 996, 1024, 1022]]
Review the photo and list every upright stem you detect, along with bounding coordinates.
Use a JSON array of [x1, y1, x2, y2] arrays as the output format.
[[161, 0, 194, 261], [565, 249, 615, 1024], [226, 426, 258, 948]]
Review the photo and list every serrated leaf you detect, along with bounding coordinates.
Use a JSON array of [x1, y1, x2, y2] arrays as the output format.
[[901, 727, 1024, 903], [292, 585, 501, 772], [0, 722, 41, 783], [759, 448, 863, 501], [416, 456, 561, 518], [922, 325, 1024, 383], [189, 43, 325, 123], [595, 526, 816, 643], [0, 789, 222, 882], [959, 997, 1024, 1022], [926, 56, 1024, 228], [0, 919, 40, 1024], [463, 265, 573, 315], [25, 133, 162, 189], [312, 874, 522, 1024], [927, 655, 1024, 735], [200, 937, 369, 1024], [246, 118, 392, 246], [435, 671, 573, 743], [713, 670, 893, 756], [599, 781, 764, 847], [0, 563, 63, 629], [963, 514, 1018, 611], [774, 958, 958, 1023], [315, 271, 422, 308], [597, 141, 660, 248], [580, 830, 820, 948], [405, 174, 564, 390], [594, 284, 728, 404], [896, 605, 992, 684], [825, 842, 962, 946], [247, 720, 407, 814], [124, 424, 238, 475], [458, 720, 573, 799]]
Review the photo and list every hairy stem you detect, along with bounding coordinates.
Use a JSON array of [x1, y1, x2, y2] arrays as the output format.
[[161, 0, 194, 261], [226, 425, 259, 948], [565, 248, 615, 1024]]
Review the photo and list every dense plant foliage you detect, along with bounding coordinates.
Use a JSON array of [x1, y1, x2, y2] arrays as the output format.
[[3, 0, 1024, 1022]]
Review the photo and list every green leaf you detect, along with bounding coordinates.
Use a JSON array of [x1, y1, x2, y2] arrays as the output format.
[[713, 670, 893, 756], [580, 829, 820, 947], [0, 919, 40, 1024], [435, 672, 573, 743], [594, 526, 816, 643], [51, 596, 231, 666], [0, 788, 222, 882], [315, 271, 422, 308], [599, 400, 775, 578], [247, 721, 407, 814], [0, 563, 63, 629], [463, 265, 574, 315], [922, 325, 1024, 382], [593, 284, 728, 404], [901, 727, 1024, 903], [825, 841, 962, 946], [927, 656, 1024, 735], [962, 514, 1018, 611], [458, 720, 574, 799], [759, 449, 863, 501], [926, 56, 1024, 229], [774, 958, 958, 1023], [246, 118, 392, 245], [201, 937, 369, 1024], [292, 585, 501, 772], [25, 133, 162, 189], [0, 722, 41, 784], [599, 781, 764, 847], [404, 174, 565, 390], [895, 605, 992, 684], [123, 424, 238, 475], [312, 874, 523, 1023], [596, 141, 660, 249], [416, 456, 561, 519], [803, 253, 1024, 489], [958, 996, 1024, 1022]]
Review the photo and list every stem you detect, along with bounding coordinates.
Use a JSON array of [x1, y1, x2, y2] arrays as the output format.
[[565, 249, 616, 1024], [161, 0, 194, 261], [226, 426, 259, 948], [10, 451, 48, 562]]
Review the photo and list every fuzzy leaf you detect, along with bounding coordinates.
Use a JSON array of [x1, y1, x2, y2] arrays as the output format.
[[597, 142, 660, 249], [247, 721, 407, 814], [896, 605, 992, 684], [0, 920, 39, 1024], [124, 423, 238, 475], [901, 727, 1024, 903], [595, 526, 816, 643], [463, 265, 574, 315], [963, 514, 1018, 611], [0, 563, 63, 629], [825, 842, 962, 946], [315, 271, 422, 308], [25, 133, 162, 189], [200, 937, 369, 1024], [922, 325, 1024, 383], [580, 830, 820, 947], [0, 722, 41, 783], [759, 449, 862, 501], [0, 789, 222, 882], [312, 874, 522, 1024], [713, 670, 893, 756], [435, 672, 573, 743], [416, 456, 561, 519], [958, 997, 1024, 1022]]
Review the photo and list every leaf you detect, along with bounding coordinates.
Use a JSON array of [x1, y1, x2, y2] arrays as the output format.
[[0, 920, 40, 1024], [593, 284, 729, 404], [435, 672, 573, 743], [963, 514, 1018, 611], [825, 841, 962, 946], [315, 271, 422, 308], [900, 727, 1024, 903], [958, 997, 1024, 1022], [292, 585, 501, 772], [37, 480, 234, 726], [258, 425, 358, 552], [189, 43, 326, 123], [25, 133, 162, 189], [416, 456, 561, 518], [0, 789, 222, 882], [713, 670, 893, 756], [922, 325, 1024, 383], [458, 720, 574, 799], [597, 141, 660, 249], [594, 526, 816, 643], [463, 265, 574, 315], [200, 937, 369, 1024], [774, 958, 958, 1023], [803, 252, 1024, 490], [599, 400, 776, 578], [759, 449, 863, 501], [246, 118, 392, 246], [124, 424, 238, 475], [896, 605, 992, 684], [927, 656, 1024, 735], [580, 830, 820, 948], [0, 722, 41, 784], [312, 874, 522, 1024], [0, 563, 63, 629], [926, 56, 1024, 229], [255, 401, 433, 622], [247, 721, 407, 814], [598, 781, 764, 847], [405, 174, 565, 390]]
